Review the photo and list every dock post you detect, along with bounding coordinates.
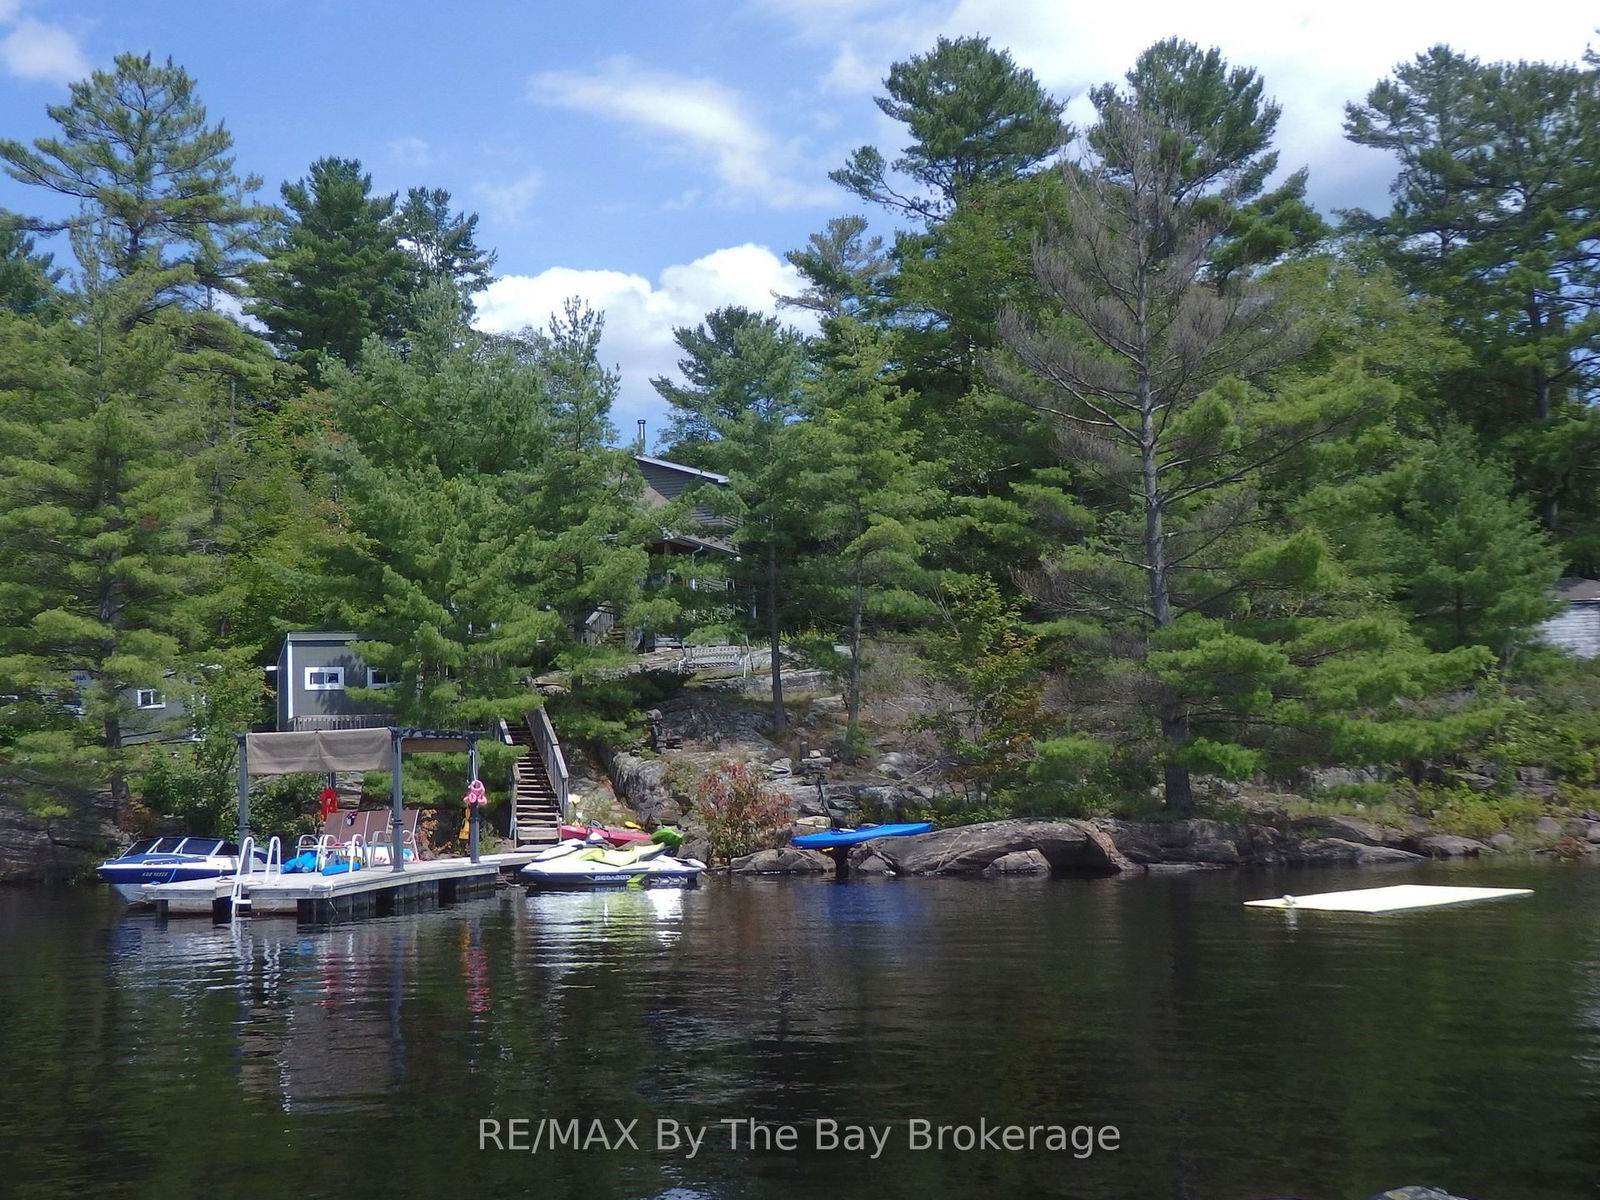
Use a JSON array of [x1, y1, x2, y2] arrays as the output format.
[[468, 736, 480, 865], [390, 729, 406, 873], [235, 734, 250, 846]]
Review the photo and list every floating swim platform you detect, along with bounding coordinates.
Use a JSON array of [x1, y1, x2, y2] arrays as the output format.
[[793, 822, 932, 849], [1245, 884, 1533, 913]]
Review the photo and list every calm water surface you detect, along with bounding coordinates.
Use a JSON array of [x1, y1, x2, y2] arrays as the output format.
[[2, 861, 1598, 1200]]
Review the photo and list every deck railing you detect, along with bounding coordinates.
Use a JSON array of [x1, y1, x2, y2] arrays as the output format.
[[530, 705, 570, 824]]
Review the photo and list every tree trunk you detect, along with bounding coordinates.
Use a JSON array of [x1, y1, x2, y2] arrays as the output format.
[[767, 534, 785, 734], [845, 539, 865, 750], [1138, 317, 1192, 813]]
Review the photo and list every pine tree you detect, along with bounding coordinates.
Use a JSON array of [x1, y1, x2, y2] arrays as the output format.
[[1344, 47, 1600, 563], [249, 157, 413, 381], [795, 319, 937, 747], [1382, 429, 1562, 654], [0, 269, 216, 813], [0, 53, 272, 309], [0, 215, 63, 315], [831, 35, 1068, 223], [393, 187, 496, 321], [653, 306, 812, 733]]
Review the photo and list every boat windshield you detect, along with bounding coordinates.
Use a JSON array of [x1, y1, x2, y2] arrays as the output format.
[[124, 836, 230, 857]]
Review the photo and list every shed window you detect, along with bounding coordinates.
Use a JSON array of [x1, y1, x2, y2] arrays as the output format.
[[304, 667, 345, 690], [367, 669, 396, 688], [135, 688, 164, 709]]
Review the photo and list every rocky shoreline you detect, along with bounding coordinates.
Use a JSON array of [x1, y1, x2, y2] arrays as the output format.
[[726, 812, 1579, 877]]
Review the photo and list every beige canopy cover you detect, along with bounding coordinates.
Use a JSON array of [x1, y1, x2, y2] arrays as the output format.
[[243, 728, 475, 776]]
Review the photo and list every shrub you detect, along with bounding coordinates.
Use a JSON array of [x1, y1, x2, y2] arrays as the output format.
[[692, 761, 791, 864]]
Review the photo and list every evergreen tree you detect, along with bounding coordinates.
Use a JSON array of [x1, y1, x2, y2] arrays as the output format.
[[653, 306, 812, 733], [1091, 38, 1328, 278], [1381, 429, 1562, 654], [832, 35, 1068, 223], [249, 157, 413, 380], [303, 293, 655, 733], [0, 270, 216, 813], [519, 298, 660, 658], [0, 53, 272, 308], [393, 186, 496, 320], [794, 319, 938, 747], [0, 216, 62, 315], [1344, 47, 1600, 563], [989, 72, 1491, 809]]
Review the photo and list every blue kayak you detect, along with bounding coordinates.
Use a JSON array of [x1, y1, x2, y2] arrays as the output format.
[[793, 822, 932, 849]]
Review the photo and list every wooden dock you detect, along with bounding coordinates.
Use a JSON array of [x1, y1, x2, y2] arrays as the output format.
[[144, 855, 527, 921]]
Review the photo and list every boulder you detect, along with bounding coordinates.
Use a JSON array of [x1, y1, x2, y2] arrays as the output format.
[[1092, 819, 1164, 864], [1288, 814, 1395, 847], [849, 850, 895, 875], [1488, 832, 1517, 853], [1367, 1188, 1472, 1200], [1178, 838, 1242, 865], [864, 820, 1132, 876], [1533, 815, 1564, 841], [729, 847, 832, 875], [875, 752, 912, 780], [0, 788, 119, 884], [608, 751, 686, 827], [1291, 838, 1424, 866], [1564, 817, 1597, 840], [1405, 833, 1487, 859], [982, 850, 1051, 876]]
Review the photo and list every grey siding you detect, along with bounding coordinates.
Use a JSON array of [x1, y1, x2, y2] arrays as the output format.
[[279, 633, 393, 731]]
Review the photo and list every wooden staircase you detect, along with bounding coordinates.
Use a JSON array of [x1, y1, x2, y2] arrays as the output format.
[[505, 716, 562, 846]]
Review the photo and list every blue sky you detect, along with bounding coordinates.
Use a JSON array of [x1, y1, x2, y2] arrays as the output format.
[[1, 0, 1596, 437]]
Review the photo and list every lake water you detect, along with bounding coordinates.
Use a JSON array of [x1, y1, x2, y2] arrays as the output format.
[[2, 860, 1597, 1200]]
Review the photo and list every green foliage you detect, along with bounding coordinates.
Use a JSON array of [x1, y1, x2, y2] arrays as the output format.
[[1413, 785, 1543, 840], [250, 157, 414, 379], [691, 760, 792, 863], [0, 52, 272, 304], [912, 576, 1055, 803], [1379, 429, 1561, 653], [831, 35, 1067, 222]]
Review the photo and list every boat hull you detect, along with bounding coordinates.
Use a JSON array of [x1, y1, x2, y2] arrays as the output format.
[[97, 860, 241, 903]]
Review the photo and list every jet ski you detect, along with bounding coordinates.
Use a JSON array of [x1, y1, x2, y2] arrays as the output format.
[[520, 838, 704, 891]]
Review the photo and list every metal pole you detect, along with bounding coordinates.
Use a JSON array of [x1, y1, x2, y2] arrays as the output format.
[[390, 729, 405, 873], [235, 734, 250, 847], [468, 737, 480, 865]]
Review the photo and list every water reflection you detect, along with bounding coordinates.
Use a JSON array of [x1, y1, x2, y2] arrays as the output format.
[[4, 863, 1600, 1200]]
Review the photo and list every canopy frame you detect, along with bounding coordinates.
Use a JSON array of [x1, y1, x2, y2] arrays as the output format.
[[235, 727, 483, 871]]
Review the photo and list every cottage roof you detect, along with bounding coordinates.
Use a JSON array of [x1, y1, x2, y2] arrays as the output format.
[[1555, 577, 1600, 604], [634, 454, 729, 485]]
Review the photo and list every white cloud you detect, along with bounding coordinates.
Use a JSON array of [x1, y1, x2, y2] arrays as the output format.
[[473, 243, 816, 439], [529, 57, 832, 208], [0, 14, 89, 84], [387, 136, 431, 167], [475, 171, 544, 224]]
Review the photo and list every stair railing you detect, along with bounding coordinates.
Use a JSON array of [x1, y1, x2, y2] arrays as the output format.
[[529, 706, 570, 824]]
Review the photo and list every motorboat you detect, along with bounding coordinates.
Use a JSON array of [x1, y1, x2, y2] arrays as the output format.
[[520, 839, 705, 891], [96, 836, 265, 903]]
